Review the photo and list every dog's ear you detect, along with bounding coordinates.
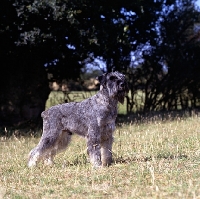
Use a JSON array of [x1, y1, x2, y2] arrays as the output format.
[[96, 73, 107, 86]]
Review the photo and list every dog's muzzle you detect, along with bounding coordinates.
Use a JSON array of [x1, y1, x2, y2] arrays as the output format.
[[118, 80, 128, 92]]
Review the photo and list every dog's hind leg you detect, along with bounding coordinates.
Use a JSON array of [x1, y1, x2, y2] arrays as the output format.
[[28, 109, 63, 167], [28, 132, 60, 167], [43, 130, 72, 165]]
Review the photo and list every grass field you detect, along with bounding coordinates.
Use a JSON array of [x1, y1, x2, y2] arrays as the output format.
[[1, 113, 200, 198]]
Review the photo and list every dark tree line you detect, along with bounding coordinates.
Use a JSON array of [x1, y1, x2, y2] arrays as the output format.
[[0, 0, 200, 126], [128, 0, 200, 112]]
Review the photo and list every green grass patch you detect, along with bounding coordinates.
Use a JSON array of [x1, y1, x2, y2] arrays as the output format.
[[1, 115, 200, 198]]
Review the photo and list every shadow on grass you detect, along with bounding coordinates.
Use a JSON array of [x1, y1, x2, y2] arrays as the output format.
[[113, 152, 188, 165], [62, 154, 89, 167], [156, 152, 188, 160], [35, 152, 188, 168]]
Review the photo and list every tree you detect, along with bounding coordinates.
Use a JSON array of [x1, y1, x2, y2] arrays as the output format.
[[1, 0, 200, 126], [0, 0, 164, 125], [129, 0, 200, 112]]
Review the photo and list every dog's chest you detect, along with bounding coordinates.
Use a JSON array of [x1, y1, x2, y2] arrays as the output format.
[[92, 95, 117, 124], [95, 105, 117, 127]]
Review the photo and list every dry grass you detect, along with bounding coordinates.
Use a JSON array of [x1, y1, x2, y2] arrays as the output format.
[[1, 114, 200, 198]]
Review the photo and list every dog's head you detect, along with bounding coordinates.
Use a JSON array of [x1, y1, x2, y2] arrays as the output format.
[[97, 71, 129, 104]]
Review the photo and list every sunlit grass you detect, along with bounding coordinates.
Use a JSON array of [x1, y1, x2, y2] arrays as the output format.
[[1, 114, 200, 198]]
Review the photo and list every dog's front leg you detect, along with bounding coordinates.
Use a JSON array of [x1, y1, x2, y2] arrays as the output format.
[[86, 125, 102, 168], [101, 123, 115, 166], [101, 136, 113, 167]]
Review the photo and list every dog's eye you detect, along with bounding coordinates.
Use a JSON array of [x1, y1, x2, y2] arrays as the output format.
[[109, 76, 117, 81]]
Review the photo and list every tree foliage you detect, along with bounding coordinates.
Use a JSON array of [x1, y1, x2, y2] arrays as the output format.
[[0, 0, 200, 126], [129, 0, 200, 112]]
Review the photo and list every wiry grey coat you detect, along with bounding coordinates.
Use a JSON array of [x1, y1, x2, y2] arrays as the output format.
[[28, 71, 129, 168]]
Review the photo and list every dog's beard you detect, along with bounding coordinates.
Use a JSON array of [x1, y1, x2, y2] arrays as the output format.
[[107, 85, 126, 104], [107, 84, 118, 98], [117, 90, 126, 104]]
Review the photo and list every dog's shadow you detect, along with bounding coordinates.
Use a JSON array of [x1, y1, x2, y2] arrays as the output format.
[[58, 152, 188, 167], [113, 152, 188, 165]]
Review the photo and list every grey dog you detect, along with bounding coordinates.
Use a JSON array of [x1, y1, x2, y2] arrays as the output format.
[[28, 71, 129, 168]]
